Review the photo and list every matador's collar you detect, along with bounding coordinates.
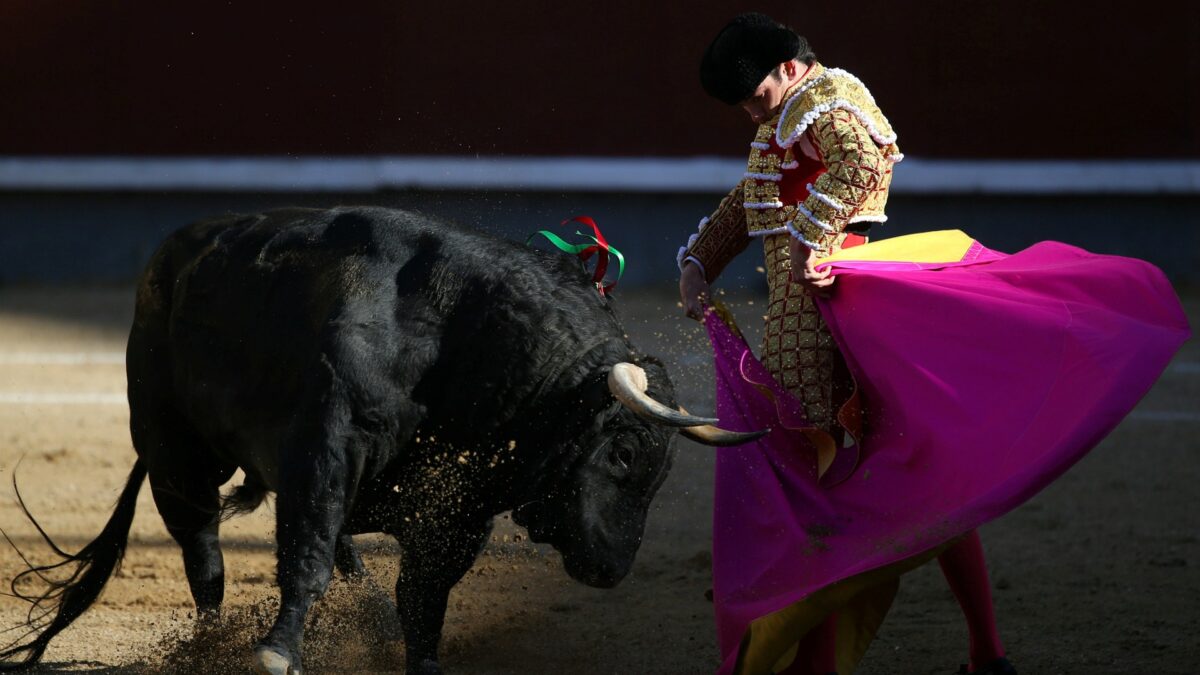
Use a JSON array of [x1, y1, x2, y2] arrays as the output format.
[[773, 63, 897, 148]]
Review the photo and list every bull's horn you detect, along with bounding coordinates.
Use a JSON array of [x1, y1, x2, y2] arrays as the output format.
[[677, 407, 770, 447], [608, 362, 718, 427]]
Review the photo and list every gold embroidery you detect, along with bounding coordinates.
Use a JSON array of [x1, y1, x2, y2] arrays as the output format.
[[683, 183, 751, 282], [759, 233, 861, 432], [743, 123, 786, 234], [740, 63, 899, 244], [776, 66, 896, 148], [797, 110, 897, 250]]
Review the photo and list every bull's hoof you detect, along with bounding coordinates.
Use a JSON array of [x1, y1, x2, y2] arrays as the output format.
[[254, 645, 302, 675], [406, 658, 442, 675]]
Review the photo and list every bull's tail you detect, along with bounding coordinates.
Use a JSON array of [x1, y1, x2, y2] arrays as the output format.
[[218, 479, 269, 522], [0, 460, 147, 671]]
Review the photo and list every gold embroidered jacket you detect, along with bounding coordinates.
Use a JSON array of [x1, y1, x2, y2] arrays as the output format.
[[677, 63, 902, 280]]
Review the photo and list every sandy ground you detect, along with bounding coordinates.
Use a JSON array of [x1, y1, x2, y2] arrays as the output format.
[[0, 284, 1196, 674]]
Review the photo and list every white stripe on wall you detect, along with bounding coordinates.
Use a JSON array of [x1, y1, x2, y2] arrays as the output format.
[[1, 157, 1198, 194]]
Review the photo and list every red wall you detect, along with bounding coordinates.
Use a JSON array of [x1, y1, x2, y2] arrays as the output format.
[[3, 2, 1197, 158]]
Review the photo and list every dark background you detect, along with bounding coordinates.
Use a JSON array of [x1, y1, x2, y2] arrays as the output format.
[[3, 1, 1197, 158], [0, 2, 1197, 287]]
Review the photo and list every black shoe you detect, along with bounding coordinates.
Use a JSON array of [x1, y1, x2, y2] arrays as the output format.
[[956, 657, 1016, 675]]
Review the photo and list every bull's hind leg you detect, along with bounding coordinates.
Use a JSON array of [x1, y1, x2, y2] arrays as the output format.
[[131, 400, 235, 619], [148, 468, 231, 618], [129, 316, 236, 620], [394, 518, 493, 675]]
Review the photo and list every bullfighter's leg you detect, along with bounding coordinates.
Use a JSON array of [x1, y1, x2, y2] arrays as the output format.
[[937, 530, 1006, 672], [394, 517, 493, 675], [255, 429, 359, 675], [132, 407, 234, 619]]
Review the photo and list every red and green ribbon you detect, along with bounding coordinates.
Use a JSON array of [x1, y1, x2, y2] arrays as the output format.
[[527, 216, 625, 296]]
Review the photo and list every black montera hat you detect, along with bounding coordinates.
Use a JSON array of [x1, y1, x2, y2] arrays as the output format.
[[700, 13, 803, 105]]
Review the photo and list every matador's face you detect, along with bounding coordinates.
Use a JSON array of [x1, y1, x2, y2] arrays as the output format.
[[740, 75, 786, 124], [738, 60, 808, 125]]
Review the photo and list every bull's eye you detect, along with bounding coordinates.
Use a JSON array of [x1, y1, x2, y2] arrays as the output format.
[[610, 445, 634, 470]]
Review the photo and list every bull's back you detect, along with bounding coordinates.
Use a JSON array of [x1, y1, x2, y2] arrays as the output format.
[[127, 206, 602, 472], [131, 208, 425, 431]]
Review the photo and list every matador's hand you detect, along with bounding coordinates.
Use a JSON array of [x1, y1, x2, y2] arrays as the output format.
[[679, 262, 710, 321], [789, 236, 835, 296]]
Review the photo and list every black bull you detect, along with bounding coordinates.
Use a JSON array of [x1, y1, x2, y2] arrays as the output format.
[[0, 207, 760, 674]]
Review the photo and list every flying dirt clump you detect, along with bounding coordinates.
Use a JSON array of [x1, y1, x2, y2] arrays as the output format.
[[146, 578, 403, 674]]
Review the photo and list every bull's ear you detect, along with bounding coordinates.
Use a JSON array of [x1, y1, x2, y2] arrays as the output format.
[[580, 370, 617, 411], [630, 355, 678, 406]]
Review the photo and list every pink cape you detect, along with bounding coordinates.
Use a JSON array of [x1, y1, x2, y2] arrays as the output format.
[[708, 239, 1190, 674]]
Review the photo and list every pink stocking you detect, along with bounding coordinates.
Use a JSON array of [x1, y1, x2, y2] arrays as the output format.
[[937, 530, 1005, 671]]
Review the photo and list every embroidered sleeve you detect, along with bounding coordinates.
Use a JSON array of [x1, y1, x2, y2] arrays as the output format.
[[677, 182, 751, 282], [788, 109, 887, 250]]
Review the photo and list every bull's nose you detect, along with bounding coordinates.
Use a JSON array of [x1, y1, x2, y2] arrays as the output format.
[[563, 553, 630, 588]]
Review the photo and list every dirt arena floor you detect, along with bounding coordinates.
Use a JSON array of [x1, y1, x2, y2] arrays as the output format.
[[0, 284, 1196, 674]]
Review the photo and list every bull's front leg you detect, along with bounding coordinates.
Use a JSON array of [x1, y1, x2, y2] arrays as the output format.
[[395, 517, 493, 675]]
